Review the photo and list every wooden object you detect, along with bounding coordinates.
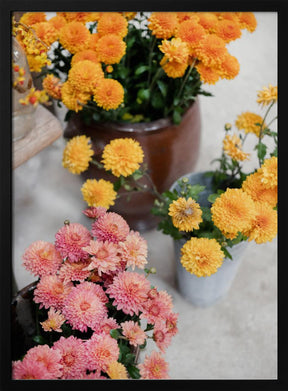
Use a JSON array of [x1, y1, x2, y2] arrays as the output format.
[[13, 104, 63, 169]]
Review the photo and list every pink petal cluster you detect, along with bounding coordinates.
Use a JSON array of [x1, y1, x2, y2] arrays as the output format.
[[83, 206, 107, 219], [82, 239, 121, 275], [91, 212, 130, 243], [119, 230, 148, 270], [58, 259, 91, 283], [121, 320, 147, 347], [139, 350, 169, 379], [40, 307, 65, 332], [141, 289, 174, 324], [85, 332, 120, 372]]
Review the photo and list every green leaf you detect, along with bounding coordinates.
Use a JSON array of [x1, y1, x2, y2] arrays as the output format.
[[222, 246, 232, 260], [255, 142, 267, 162], [151, 92, 164, 109], [113, 177, 125, 192], [127, 365, 141, 379], [137, 88, 150, 101], [201, 207, 212, 222], [157, 80, 168, 97], [135, 65, 149, 76], [132, 169, 144, 180], [33, 335, 47, 345], [207, 193, 220, 204], [172, 109, 182, 124], [110, 329, 121, 339]]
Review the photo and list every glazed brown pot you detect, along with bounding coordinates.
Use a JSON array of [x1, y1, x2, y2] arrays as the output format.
[[63, 100, 201, 231]]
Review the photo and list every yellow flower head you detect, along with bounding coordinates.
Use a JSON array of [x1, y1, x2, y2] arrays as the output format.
[[62, 135, 94, 175], [235, 112, 264, 137], [31, 22, 57, 46], [237, 12, 257, 32], [175, 19, 206, 55], [101, 138, 144, 177], [181, 237, 225, 277], [159, 38, 189, 63], [217, 54, 240, 80], [26, 53, 51, 72], [62, 12, 93, 23], [71, 49, 99, 66], [19, 12, 47, 26], [169, 197, 203, 231], [93, 78, 124, 111], [214, 19, 242, 42], [42, 74, 62, 100], [243, 201, 277, 244], [59, 21, 90, 54], [107, 361, 128, 379], [223, 134, 250, 162], [258, 156, 278, 189], [81, 179, 117, 209], [194, 34, 228, 68], [97, 12, 128, 38], [211, 188, 256, 238], [68, 60, 104, 93], [242, 171, 277, 208], [61, 80, 90, 112], [96, 34, 126, 64], [196, 62, 220, 85], [148, 12, 179, 39], [257, 84, 277, 108], [160, 56, 188, 78], [48, 15, 67, 33]]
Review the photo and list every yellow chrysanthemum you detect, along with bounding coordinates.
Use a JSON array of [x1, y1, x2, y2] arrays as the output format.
[[257, 84, 277, 108], [211, 188, 256, 237], [93, 78, 124, 111], [61, 80, 91, 112], [148, 12, 179, 39], [235, 112, 265, 137], [68, 60, 104, 93], [242, 171, 277, 208], [59, 21, 90, 54], [62, 135, 94, 175], [181, 237, 225, 277], [175, 20, 206, 55], [97, 12, 128, 38], [159, 38, 189, 63], [26, 53, 51, 72], [197, 12, 219, 33], [107, 361, 128, 379], [223, 134, 250, 162], [168, 197, 203, 232], [122, 12, 137, 21], [96, 34, 126, 64], [31, 22, 57, 46], [194, 34, 228, 67], [71, 49, 99, 66], [19, 12, 47, 26], [214, 19, 242, 42], [81, 179, 117, 209], [42, 74, 62, 100], [237, 12, 257, 32], [101, 138, 144, 177], [160, 56, 188, 78], [243, 202, 277, 244], [217, 54, 240, 80], [196, 62, 220, 85], [258, 156, 278, 189]]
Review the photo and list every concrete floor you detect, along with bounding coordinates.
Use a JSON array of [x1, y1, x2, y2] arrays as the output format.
[[12, 12, 277, 379]]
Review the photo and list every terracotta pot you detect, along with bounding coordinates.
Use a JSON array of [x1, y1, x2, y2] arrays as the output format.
[[64, 100, 201, 231]]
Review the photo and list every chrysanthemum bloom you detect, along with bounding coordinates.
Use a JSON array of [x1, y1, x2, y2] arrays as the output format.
[[55, 222, 91, 262], [52, 336, 87, 379], [141, 290, 173, 324], [175, 19, 206, 56], [106, 271, 150, 315], [24, 345, 63, 379], [123, 12, 137, 20], [40, 307, 65, 332], [257, 84, 277, 107], [243, 201, 277, 244], [165, 312, 179, 337], [169, 197, 203, 232], [82, 239, 121, 275], [26, 53, 51, 73], [96, 34, 126, 64], [93, 317, 119, 335], [196, 62, 220, 85], [19, 12, 47, 26], [62, 12, 92, 23], [22, 240, 62, 277], [194, 34, 228, 67], [106, 361, 128, 379], [93, 78, 124, 110], [81, 178, 117, 209], [197, 12, 219, 32], [119, 230, 148, 270], [84, 332, 120, 372], [59, 21, 90, 53], [237, 12, 257, 32], [153, 323, 172, 352], [242, 171, 277, 207], [68, 60, 104, 93], [97, 12, 128, 38], [211, 188, 256, 238], [235, 112, 264, 137], [161, 58, 188, 78], [61, 80, 90, 112], [223, 134, 250, 161], [42, 74, 62, 100], [62, 135, 94, 175], [217, 54, 240, 80], [48, 15, 67, 33], [31, 22, 57, 46], [83, 206, 107, 219], [217, 12, 240, 23], [62, 281, 108, 332], [71, 49, 99, 66], [121, 320, 147, 347], [148, 12, 178, 39], [258, 156, 278, 189], [181, 237, 225, 277], [58, 259, 91, 284], [89, 33, 100, 50], [101, 138, 144, 177], [176, 12, 199, 23], [139, 350, 169, 379], [91, 212, 130, 243], [34, 274, 73, 310], [12, 359, 52, 380], [159, 38, 189, 63], [214, 19, 242, 42]]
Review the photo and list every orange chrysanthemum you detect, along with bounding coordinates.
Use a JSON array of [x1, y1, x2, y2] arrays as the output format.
[[242, 171, 277, 208], [71, 49, 99, 66], [122, 12, 137, 21], [175, 19, 206, 55], [62, 12, 93, 23], [181, 237, 225, 277], [148, 12, 178, 39], [97, 12, 128, 38], [88, 33, 100, 51], [106, 361, 128, 379], [96, 34, 126, 64], [42, 74, 62, 100], [195, 34, 228, 67], [176, 12, 199, 23], [196, 62, 220, 85], [62, 135, 94, 175], [32, 22, 57, 46], [235, 112, 264, 137], [48, 15, 67, 32], [223, 134, 250, 161], [197, 12, 219, 33], [214, 19, 242, 42], [59, 21, 90, 54], [159, 38, 189, 63], [217, 12, 240, 24], [258, 156, 278, 189], [160, 56, 188, 78], [93, 78, 124, 111], [211, 188, 256, 238], [68, 60, 104, 93], [19, 12, 47, 26], [218, 54, 240, 80], [257, 84, 278, 108], [168, 197, 203, 231], [81, 179, 117, 209], [61, 80, 90, 112], [237, 12, 257, 32]]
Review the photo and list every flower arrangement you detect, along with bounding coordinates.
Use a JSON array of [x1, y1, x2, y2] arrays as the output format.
[[12, 209, 178, 380], [14, 11, 257, 124], [62, 84, 278, 278]]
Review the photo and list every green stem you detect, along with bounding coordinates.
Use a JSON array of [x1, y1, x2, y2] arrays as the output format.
[[256, 101, 275, 167], [147, 35, 157, 86]]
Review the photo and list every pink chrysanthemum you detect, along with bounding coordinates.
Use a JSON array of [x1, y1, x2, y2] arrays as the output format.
[[139, 350, 169, 379], [24, 345, 63, 379], [58, 259, 91, 284], [84, 332, 120, 372], [153, 322, 173, 352], [106, 271, 150, 316], [119, 230, 148, 270], [121, 320, 146, 347], [55, 222, 91, 262], [83, 206, 107, 219], [82, 240, 121, 275], [52, 336, 87, 379], [62, 281, 108, 332], [34, 274, 73, 311], [12, 359, 52, 380], [165, 312, 179, 337], [140, 290, 173, 324], [40, 307, 65, 332], [78, 370, 107, 379], [93, 317, 119, 335], [22, 240, 63, 278], [91, 212, 130, 244]]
